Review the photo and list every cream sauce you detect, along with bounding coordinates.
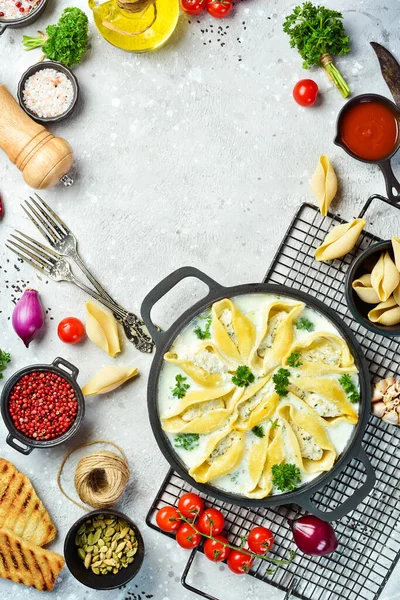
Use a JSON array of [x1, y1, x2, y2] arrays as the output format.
[[157, 293, 360, 497]]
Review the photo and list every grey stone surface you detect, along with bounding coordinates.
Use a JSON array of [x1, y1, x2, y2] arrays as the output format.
[[1, 0, 400, 598]]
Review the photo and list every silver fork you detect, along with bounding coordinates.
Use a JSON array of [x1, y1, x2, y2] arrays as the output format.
[[21, 194, 154, 354], [6, 232, 148, 326]]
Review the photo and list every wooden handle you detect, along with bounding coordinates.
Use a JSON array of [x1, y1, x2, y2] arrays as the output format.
[[0, 84, 74, 189]]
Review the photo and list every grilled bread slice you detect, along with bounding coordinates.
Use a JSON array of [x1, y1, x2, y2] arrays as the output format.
[[0, 528, 64, 591], [0, 459, 56, 546]]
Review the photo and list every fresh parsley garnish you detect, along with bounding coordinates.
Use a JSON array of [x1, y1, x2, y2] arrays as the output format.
[[271, 463, 302, 492], [252, 425, 265, 438], [287, 352, 303, 368], [295, 317, 314, 332], [232, 365, 255, 387], [174, 433, 200, 451], [171, 374, 190, 399], [194, 315, 212, 340], [283, 2, 351, 98], [0, 350, 11, 380], [269, 419, 280, 429], [339, 374, 360, 404], [273, 368, 291, 396]]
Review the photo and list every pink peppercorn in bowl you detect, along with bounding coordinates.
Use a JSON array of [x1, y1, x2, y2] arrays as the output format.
[[1, 357, 85, 455]]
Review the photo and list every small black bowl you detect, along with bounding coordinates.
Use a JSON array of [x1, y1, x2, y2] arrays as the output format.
[[17, 61, 79, 124], [345, 240, 400, 337], [0, 0, 48, 36], [0, 357, 85, 455], [64, 509, 145, 590]]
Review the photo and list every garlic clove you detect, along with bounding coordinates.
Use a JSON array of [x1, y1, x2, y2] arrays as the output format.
[[375, 379, 389, 395], [381, 410, 399, 425], [372, 387, 384, 402], [372, 401, 386, 418], [386, 376, 396, 387]]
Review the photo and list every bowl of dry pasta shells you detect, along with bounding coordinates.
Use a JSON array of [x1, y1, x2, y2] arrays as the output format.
[[346, 238, 400, 336]]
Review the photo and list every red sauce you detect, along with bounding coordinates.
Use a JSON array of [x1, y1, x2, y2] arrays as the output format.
[[340, 100, 399, 161]]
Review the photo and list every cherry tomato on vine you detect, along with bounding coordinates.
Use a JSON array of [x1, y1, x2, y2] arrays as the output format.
[[176, 523, 202, 549], [292, 79, 319, 107], [207, 0, 233, 18], [181, 0, 206, 15], [156, 506, 181, 532], [204, 535, 231, 562], [178, 493, 204, 519], [227, 549, 254, 574], [247, 526, 274, 554], [57, 317, 85, 344], [197, 508, 225, 536]]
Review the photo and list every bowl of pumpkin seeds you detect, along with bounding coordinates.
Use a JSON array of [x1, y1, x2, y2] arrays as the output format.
[[64, 509, 145, 589]]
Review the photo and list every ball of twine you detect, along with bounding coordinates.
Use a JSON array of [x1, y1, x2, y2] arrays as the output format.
[[57, 440, 130, 511]]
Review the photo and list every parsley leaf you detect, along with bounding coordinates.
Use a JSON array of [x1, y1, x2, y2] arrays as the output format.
[[252, 425, 265, 438], [232, 365, 255, 387], [273, 368, 291, 396], [0, 350, 11, 380], [171, 374, 190, 399], [194, 315, 212, 340], [287, 352, 303, 368], [295, 317, 314, 332], [271, 463, 302, 492], [174, 433, 200, 451], [339, 374, 360, 404], [283, 2, 350, 97]]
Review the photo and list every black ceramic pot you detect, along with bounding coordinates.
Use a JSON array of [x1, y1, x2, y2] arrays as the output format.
[[141, 266, 375, 521], [0, 0, 48, 36], [1, 356, 85, 455]]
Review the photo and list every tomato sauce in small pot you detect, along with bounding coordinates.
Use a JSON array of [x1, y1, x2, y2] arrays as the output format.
[[339, 99, 399, 161]]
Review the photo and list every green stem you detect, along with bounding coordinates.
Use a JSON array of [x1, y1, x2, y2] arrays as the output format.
[[324, 63, 350, 98], [178, 512, 295, 568], [22, 35, 45, 50]]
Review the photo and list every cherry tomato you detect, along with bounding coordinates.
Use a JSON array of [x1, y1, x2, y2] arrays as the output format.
[[227, 549, 253, 574], [156, 506, 181, 532], [176, 523, 202, 549], [204, 535, 231, 562], [178, 493, 204, 519], [181, 0, 206, 15], [197, 508, 225, 536], [247, 526, 274, 554], [207, 0, 233, 18], [293, 79, 319, 107], [57, 317, 85, 344]]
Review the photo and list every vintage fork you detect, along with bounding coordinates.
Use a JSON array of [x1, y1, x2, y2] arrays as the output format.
[[21, 194, 154, 354], [6, 232, 149, 328]]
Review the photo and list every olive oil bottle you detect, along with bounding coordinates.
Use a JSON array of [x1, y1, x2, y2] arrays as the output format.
[[89, 0, 179, 52]]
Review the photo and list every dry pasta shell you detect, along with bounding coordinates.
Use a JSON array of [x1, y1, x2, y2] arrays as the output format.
[[314, 219, 366, 262], [371, 251, 400, 302], [82, 366, 138, 396], [368, 297, 400, 326], [311, 155, 338, 217], [86, 301, 120, 357], [351, 273, 380, 304], [392, 236, 400, 272]]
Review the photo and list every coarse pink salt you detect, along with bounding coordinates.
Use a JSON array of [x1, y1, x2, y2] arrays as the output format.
[[0, 0, 39, 20], [22, 68, 74, 119]]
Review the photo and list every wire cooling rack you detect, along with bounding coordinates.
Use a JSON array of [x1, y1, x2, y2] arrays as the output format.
[[146, 195, 400, 600]]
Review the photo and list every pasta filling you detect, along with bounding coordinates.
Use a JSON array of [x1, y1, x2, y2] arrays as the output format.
[[291, 422, 323, 461], [301, 341, 341, 367], [190, 349, 228, 374], [257, 311, 287, 357], [181, 399, 226, 422], [219, 309, 237, 344], [208, 433, 236, 463], [304, 392, 341, 418]]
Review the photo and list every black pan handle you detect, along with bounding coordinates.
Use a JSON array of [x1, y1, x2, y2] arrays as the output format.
[[6, 433, 33, 455], [0, 24, 6, 35], [52, 357, 79, 380], [296, 446, 375, 522], [141, 266, 225, 346], [378, 160, 400, 204]]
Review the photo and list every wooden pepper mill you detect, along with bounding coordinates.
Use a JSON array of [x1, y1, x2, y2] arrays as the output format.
[[0, 84, 74, 189]]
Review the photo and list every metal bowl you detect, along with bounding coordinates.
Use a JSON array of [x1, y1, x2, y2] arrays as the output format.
[[0, 0, 48, 35], [17, 61, 79, 124], [64, 508, 145, 590], [141, 266, 375, 522], [1, 356, 85, 455], [345, 240, 400, 337]]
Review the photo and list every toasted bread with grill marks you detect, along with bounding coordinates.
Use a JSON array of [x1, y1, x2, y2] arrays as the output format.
[[0, 459, 56, 546], [0, 528, 64, 591]]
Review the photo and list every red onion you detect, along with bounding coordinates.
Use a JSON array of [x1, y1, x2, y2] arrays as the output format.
[[288, 515, 338, 556], [12, 289, 45, 347]]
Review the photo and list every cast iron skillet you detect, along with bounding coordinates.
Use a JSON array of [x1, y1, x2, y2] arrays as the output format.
[[141, 267, 375, 522]]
